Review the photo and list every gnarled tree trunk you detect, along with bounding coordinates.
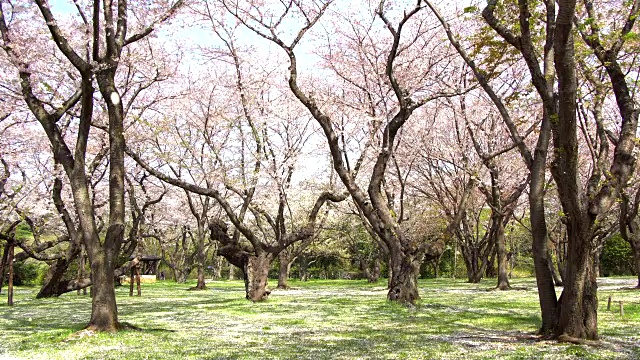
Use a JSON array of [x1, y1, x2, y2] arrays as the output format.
[[243, 252, 273, 301], [387, 248, 420, 303]]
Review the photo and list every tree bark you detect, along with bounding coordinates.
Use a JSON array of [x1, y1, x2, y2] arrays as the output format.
[[387, 247, 420, 303], [243, 253, 272, 301], [194, 265, 206, 289], [86, 250, 119, 332], [277, 252, 291, 289], [496, 220, 510, 290]]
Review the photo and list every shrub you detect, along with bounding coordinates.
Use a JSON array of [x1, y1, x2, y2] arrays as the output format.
[[600, 234, 635, 276], [11, 261, 48, 286]]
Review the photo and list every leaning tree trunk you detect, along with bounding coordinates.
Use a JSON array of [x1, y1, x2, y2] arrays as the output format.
[[243, 252, 273, 301], [37, 240, 82, 298], [548, 255, 564, 287], [276, 252, 291, 289]]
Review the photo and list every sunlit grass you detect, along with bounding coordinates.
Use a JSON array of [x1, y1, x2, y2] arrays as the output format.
[[0, 277, 638, 359]]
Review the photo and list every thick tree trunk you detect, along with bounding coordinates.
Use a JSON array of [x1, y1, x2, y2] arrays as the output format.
[[387, 248, 420, 303], [243, 253, 272, 301], [277, 252, 291, 289], [556, 227, 598, 340], [86, 251, 119, 332]]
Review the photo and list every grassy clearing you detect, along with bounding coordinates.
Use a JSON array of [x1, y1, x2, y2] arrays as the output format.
[[0, 277, 639, 359]]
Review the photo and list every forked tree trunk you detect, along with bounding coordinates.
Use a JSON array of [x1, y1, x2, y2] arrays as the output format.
[[277, 252, 291, 289], [387, 248, 421, 303], [243, 253, 272, 301], [86, 250, 119, 332]]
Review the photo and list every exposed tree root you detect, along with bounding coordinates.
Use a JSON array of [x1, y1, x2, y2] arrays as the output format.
[[557, 333, 601, 347]]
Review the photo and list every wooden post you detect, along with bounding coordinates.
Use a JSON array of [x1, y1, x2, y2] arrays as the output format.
[[607, 296, 612, 311], [619, 301, 624, 317], [8, 242, 14, 306], [135, 264, 141, 296]]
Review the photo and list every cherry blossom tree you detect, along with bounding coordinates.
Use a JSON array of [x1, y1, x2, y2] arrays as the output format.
[[427, 0, 639, 340], [0, 0, 183, 331], [220, 0, 469, 304]]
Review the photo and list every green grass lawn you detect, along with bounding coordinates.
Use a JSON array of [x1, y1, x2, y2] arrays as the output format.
[[1, 277, 639, 359]]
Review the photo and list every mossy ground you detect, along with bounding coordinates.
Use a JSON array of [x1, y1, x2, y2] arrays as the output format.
[[0, 277, 638, 359]]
